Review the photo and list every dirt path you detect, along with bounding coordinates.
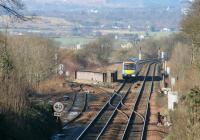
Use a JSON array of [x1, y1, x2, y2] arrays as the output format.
[[147, 91, 168, 140]]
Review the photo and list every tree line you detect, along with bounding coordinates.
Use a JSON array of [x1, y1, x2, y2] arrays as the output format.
[[167, 0, 200, 139]]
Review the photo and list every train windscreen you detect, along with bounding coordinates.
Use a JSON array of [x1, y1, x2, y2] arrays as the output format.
[[124, 63, 136, 70]]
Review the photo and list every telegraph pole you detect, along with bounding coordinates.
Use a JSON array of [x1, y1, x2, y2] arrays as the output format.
[[158, 47, 161, 59], [139, 47, 142, 60]]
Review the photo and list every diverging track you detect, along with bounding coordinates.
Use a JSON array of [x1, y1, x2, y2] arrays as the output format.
[[76, 81, 132, 140], [121, 63, 157, 140], [76, 63, 156, 140]]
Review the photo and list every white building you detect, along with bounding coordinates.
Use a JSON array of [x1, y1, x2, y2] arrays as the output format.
[[139, 35, 145, 40], [76, 44, 81, 50], [162, 28, 171, 32], [121, 42, 133, 49], [71, 43, 82, 50]]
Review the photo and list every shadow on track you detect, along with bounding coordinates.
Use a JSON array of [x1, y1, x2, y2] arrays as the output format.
[[117, 75, 162, 84]]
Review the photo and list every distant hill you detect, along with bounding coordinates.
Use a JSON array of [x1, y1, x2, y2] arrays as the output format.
[[20, 0, 193, 31], [23, 0, 192, 15], [107, 0, 180, 7], [24, 0, 192, 8]]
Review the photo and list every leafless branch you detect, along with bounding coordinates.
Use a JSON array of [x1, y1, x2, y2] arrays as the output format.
[[0, 0, 31, 21]]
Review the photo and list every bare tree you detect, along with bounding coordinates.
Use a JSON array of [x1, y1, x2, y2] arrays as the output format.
[[0, 0, 27, 20], [182, 0, 200, 64], [75, 36, 113, 67]]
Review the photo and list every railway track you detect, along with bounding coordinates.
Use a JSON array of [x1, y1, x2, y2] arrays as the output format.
[[76, 81, 132, 140], [62, 83, 107, 125], [121, 63, 156, 140], [63, 85, 113, 124], [91, 63, 152, 140], [76, 63, 152, 140], [62, 92, 88, 125]]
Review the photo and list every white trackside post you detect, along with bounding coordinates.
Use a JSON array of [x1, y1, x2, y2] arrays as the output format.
[[139, 47, 142, 60]]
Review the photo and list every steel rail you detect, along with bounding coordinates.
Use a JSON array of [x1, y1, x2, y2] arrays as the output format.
[[114, 93, 130, 120], [76, 81, 127, 140], [96, 86, 132, 140], [140, 64, 157, 140], [64, 92, 88, 125], [67, 93, 78, 112], [121, 63, 155, 140], [96, 63, 151, 140], [96, 86, 131, 140], [53, 92, 88, 139]]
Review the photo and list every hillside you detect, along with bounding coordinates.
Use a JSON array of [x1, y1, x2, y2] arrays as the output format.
[[20, 0, 189, 32], [24, 0, 192, 8]]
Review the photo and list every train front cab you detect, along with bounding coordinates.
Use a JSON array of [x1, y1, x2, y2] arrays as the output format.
[[122, 61, 137, 79]]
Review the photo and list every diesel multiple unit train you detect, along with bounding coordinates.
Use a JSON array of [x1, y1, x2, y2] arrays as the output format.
[[122, 58, 143, 79]]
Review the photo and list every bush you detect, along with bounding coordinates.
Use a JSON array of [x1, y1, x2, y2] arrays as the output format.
[[0, 103, 61, 140], [0, 33, 60, 140], [74, 36, 113, 67]]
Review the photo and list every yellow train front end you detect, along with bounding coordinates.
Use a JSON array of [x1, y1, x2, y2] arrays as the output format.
[[122, 61, 137, 79]]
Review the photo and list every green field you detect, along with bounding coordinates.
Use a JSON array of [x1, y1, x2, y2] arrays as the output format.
[[150, 31, 173, 39], [133, 31, 173, 38], [53, 32, 173, 48], [53, 37, 94, 47]]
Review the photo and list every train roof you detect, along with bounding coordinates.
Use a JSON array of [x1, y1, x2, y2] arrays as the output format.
[[123, 61, 136, 64], [128, 57, 139, 62]]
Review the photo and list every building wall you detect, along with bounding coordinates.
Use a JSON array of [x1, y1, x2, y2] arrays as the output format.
[[75, 71, 118, 83], [76, 71, 105, 82]]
